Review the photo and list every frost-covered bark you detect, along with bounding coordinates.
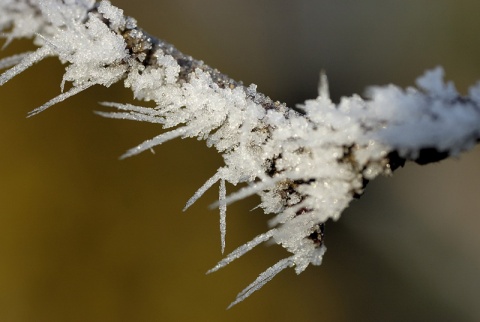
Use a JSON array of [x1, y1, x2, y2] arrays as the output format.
[[1, 0, 480, 307]]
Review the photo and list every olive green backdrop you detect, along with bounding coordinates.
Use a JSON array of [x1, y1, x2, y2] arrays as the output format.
[[1, 1, 480, 321]]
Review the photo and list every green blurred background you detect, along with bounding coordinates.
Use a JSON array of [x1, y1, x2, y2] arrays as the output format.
[[1, 0, 480, 321]]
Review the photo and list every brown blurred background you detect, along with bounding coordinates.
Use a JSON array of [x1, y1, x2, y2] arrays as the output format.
[[1, 0, 480, 321]]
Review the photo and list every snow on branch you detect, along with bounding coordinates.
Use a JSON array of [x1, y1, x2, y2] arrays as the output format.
[[1, 0, 480, 307]]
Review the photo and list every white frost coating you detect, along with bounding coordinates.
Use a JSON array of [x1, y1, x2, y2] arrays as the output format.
[[0, 51, 33, 69], [97, 0, 125, 32], [1, 0, 480, 308], [183, 169, 223, 211], [318, 70, 329, 99], [0, 47, 51, 86], [0, 0, 127, 113], [96, 102, 165, 123], [120, 127, 188, 159], [28, 80, 96, 117], [207, 228, 277, 274], [219, 178, 227, 253], [365, 67, 480, 158], [226, 257, 293, 309]]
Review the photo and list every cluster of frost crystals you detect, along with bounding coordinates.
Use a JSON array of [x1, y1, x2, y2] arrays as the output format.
[[366, 68, 480, 157], [0, 0, 46, 45], [2, 0, 480, 308], [105, 65, 480, 307], [0, 0, 129, 115]]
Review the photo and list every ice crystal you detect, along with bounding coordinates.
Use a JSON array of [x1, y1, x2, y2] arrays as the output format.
[[1, 0, 480, 308]]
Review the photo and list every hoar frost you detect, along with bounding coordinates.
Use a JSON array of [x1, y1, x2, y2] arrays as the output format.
[[1, 0, 480, 308]]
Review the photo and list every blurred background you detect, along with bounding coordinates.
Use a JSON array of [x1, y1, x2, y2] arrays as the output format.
[[1, 0, 480, 321]]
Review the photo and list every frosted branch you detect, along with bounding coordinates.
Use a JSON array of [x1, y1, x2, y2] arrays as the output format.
[[1, 0, 480, 307]]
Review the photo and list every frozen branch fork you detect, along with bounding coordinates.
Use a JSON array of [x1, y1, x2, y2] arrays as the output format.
[[2, 0, 480, 307]]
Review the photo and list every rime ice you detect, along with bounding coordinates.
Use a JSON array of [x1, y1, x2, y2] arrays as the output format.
[[1, 0, 480, 308]]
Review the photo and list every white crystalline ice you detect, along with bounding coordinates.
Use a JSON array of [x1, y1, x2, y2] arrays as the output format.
[[1, 0, 480, 308], [0, 52, 33, 69], [184, 169, 223, 211], [365, 67, 480, 157], [28, 80, 96, 117], [0, 47, 51, 86], [96, 102, 166, 123], [97, 0, 125, 32], [226, 257, 293, 309], [1, 0, 128, 114], [219, 178, 227, 253], [415, 66, 457, 99], [207, 229, 277, 274], [120, 127, 188, 159]]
